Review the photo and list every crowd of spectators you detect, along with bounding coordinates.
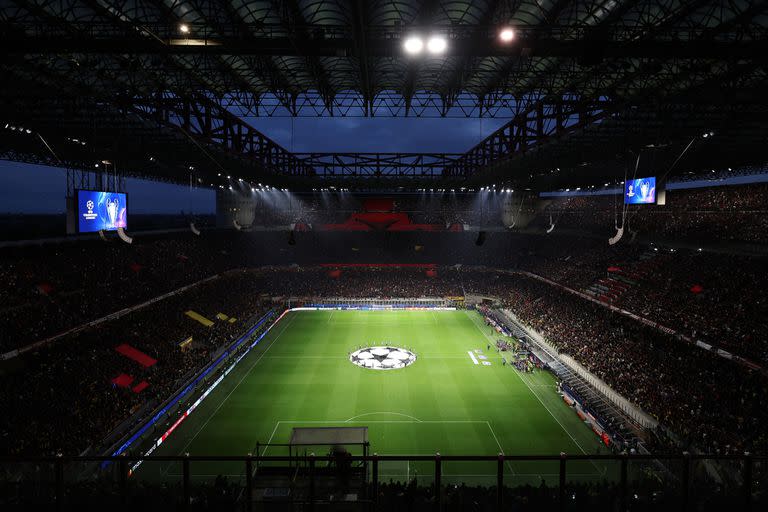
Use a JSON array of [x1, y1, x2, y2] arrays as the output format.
[[598, 249, 768, 364], [2, 262, 766, 459], [0, 272, 272, 456], [2, 187, 767, 461], [473, 272, 768, 455], [0, 232, 252, 353], [536, 183, 768, 243]]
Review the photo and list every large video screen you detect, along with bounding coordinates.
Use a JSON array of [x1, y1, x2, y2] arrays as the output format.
[[76, 190, 128, 233], [624, 177, 656, 204]]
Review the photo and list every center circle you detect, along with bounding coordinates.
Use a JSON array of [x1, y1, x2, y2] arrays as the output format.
[[349, 346, 416, 370]]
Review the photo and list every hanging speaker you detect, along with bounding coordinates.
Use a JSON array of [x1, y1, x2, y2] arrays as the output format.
[[608, 227, 624, 246], [288, 230, 296, 245], [117, 227, 133, 244], [475, 231, 486, 246]]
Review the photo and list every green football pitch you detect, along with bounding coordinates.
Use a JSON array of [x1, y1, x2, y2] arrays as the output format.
[[147, 309, 614, 486]]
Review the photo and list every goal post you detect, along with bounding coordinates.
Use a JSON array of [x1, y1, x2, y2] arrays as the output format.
[[255, 426, 369, 469]]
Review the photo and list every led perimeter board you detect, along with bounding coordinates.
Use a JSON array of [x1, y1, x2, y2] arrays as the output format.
[[76, 189, 128, 233], [624, 177, 656, 204]]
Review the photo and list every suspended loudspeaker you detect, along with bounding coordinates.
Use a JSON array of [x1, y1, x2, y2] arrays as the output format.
[[546, 215, 556, 234], [288, 230, 296, 245], [608, 227, 624, 246], [475, 231, 486, 246], [117, 227, 133, 244]]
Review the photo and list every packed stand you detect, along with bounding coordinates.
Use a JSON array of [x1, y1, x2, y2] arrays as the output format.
[[0, 272, 271, 456], [0, 232, 250, 353], [535, 183, 768, 243], [475, 271, 768, 454]]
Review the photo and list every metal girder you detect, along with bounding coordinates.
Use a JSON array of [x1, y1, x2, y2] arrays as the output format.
[[271, 0, 336, 114], [131, 92, 314, 177], [442, 96, 613, 177], [5, 29, 768, 58], [293, 152, 463, 179], [350, 0, 372, 116], [451, 0, 768, 179]]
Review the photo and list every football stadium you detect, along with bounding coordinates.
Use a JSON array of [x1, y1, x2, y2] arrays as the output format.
[[1, 1, 768, 511]]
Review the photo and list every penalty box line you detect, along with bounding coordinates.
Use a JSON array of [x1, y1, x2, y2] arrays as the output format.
[[261, 419, 516, 475]]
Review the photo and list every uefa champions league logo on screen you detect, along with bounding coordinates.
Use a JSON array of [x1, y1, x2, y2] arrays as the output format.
[[82, 199, 97, 220]]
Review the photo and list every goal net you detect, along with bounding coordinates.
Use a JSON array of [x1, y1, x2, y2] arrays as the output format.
[[256, 426, 369, 469]]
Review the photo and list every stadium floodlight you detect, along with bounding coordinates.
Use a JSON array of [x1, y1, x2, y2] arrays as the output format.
[[499, 28, 515, 42], [403, 36, 424, 54], [179, 23, 190, 34], [426, 36, 447, 54]]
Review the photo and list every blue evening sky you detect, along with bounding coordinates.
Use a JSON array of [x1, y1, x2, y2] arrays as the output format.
[[0, 117, 504, 213]]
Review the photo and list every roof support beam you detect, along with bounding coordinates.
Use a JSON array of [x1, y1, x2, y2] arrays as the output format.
[[350, 0, 372, 116], [273, 0, 335, 114]]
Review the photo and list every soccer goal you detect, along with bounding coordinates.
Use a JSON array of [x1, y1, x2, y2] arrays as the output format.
[[255, 426, 370, 470]]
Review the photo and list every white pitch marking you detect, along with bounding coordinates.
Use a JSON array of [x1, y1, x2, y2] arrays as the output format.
[[345, 411, 423, 422], [287, 420, 484, 424], [171, 313, 297, 460], [260, 421, 282, 456], [486, 421, 516, 476], [465, 311, 603, 475], [467, 351, 479, 364]]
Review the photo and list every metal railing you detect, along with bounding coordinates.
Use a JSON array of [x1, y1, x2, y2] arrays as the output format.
[[0, 453, 763, 512]]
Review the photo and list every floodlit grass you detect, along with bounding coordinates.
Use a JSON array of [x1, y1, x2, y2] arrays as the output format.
[[150, 310, 611, 485]]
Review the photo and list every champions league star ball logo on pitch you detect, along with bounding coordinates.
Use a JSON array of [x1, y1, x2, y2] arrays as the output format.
[[82, 199, 98, 221], [349, 346, 416, 370]]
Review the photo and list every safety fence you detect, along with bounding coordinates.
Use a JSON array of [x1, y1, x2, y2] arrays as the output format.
[[1, 453, 764, 511]]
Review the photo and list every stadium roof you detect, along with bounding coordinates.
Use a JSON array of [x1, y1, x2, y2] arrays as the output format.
[[1, 0, 767, 189]]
